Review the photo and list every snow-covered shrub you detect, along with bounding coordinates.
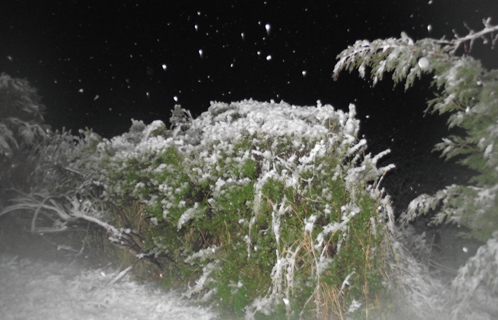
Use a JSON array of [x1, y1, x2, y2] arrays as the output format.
[[0, 74, 125, 253], [0, 125, 114, 233], [99, 100, 395, 319], [450, 231, 498, 319], [0, 73, 49, 204]]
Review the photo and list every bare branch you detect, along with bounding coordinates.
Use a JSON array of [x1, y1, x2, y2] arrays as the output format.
[[441, 19, 498, 54]]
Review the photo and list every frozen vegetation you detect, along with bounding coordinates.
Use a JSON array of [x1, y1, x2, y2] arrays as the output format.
[[93, 100, 396, 319], [333, 18, 498, 319], [0, 91, 399, 319]]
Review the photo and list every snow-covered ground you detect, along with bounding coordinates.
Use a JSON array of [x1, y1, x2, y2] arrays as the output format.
[[0, 254, 217, 320]]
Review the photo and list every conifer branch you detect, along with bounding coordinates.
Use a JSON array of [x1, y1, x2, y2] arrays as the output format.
[[334, 17, 498, 244], [333, 17, 498, 88]]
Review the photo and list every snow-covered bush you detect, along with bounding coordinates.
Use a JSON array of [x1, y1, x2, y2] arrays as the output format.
[[98, 100, 396, 319], [450, 231, 498, 319], [0, 73, 49, 204], [0, 127, 115, 234], [0, 74, 126, 256]]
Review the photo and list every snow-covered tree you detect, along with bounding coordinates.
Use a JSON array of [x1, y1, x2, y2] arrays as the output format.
[[333, 17, 498, 243], [333, 18, 498, 320]]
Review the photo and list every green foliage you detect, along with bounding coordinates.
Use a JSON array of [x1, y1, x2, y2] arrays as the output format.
[[98, 101, 395, 319], [333, 20, 498, 242]]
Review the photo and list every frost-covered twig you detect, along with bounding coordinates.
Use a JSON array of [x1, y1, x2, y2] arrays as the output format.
[[110, 265, 133, 284], [338, 271, 355, 298], [443, 18, 498, 53]]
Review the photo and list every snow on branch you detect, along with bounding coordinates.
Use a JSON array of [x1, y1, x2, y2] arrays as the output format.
[[333, 17, 498, 90], [444, 17, 498, 53]]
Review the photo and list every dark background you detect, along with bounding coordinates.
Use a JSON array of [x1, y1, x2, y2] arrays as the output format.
[[2, 0, 497, 212]]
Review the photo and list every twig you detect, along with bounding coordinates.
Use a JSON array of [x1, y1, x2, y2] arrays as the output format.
[[338, 271, 355, 298], [110, 265, 133, 284]]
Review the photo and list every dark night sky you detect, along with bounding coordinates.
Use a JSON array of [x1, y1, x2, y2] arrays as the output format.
[[1, 0, 497, 155]]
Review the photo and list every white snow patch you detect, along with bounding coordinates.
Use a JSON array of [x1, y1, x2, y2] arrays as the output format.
[[0, 255, 217, 320]]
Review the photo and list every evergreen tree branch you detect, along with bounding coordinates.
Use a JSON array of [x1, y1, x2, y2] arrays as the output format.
[[334, 17, 498, 242]]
